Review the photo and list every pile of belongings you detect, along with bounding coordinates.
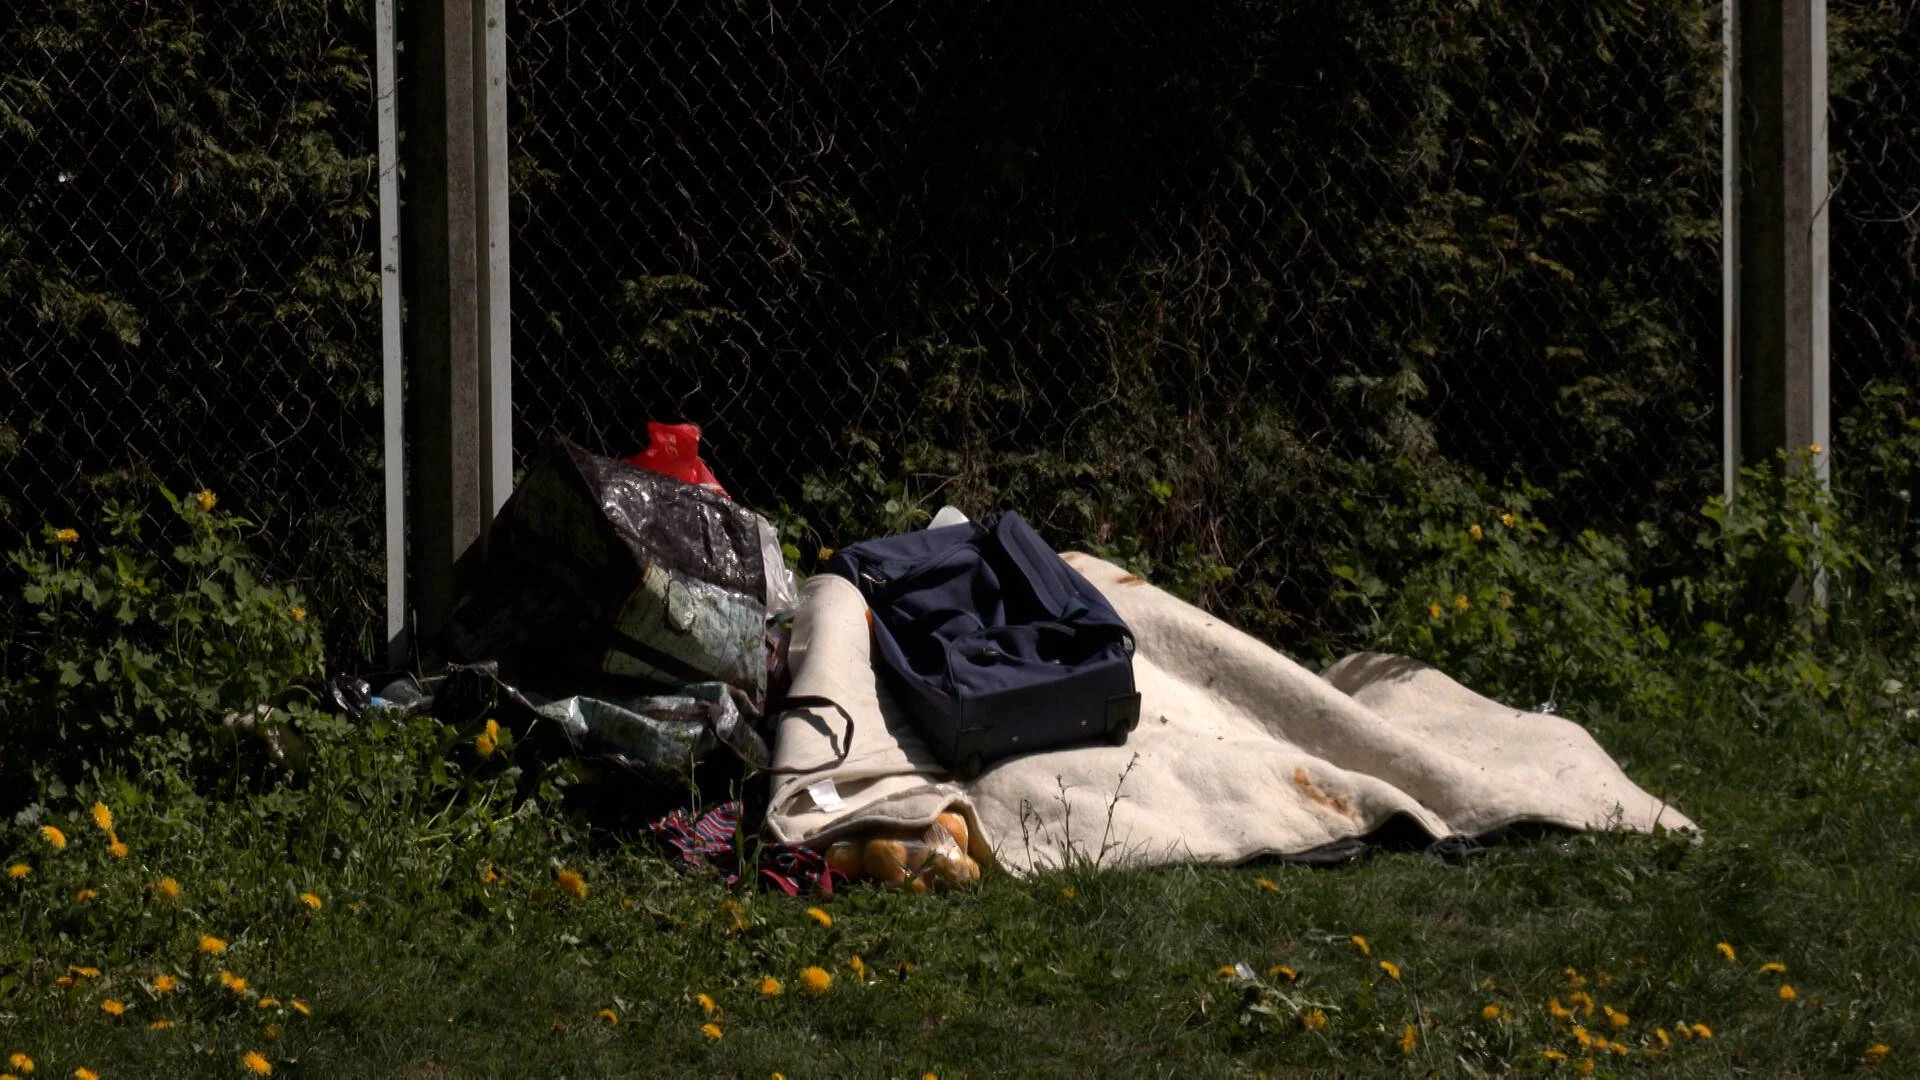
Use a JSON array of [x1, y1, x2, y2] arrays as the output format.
[[338, 425, 1693, 895]]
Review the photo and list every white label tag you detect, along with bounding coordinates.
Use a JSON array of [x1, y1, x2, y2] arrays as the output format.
[[808, 779, 846, 812]]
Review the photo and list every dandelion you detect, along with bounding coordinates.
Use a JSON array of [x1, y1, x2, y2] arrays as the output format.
[[155, 877, 182, 900], [696, 993, 717, 1017], [555, 868, 587, 900], [264, 1026, 279, 1040], [1481, 1003, 1502, 1021], [101, 999, 126, 1017], [1569, 991, 1594, 1016], [290, 1001, 310, 1016], [480, 866, 500, 885], [40, 826, 67, 850], [1759, 961, 1787, 974], [1060, 886, 1076, 900], [1256, 878, 1277, 892], [1378, 960, 1400, 981], [220, 970, 249, 994], [1543, 1049, 1568, 1062], [1564, 967, 1586, 987], [723, 898, 747, 932], [7, 1055, 29, 1074], [598, 1008, 618, 1026], [71, 965, 101, 979], [149, 1019, 174, 1030], [474, 719, 501, 759], [1500, 513, 1516, 528], [1572, 1026, 1593, 1048], [1693, 1022, 1714, 1039], [290, 607, 306, 621], [1865, 1044, 1891, 1064], [1604, 1005, 1629, 1028], [1809, 443, 1823, 455], [1674, 1022, 1694, 1040], [90, 803, 113, 833], [200, 935, 228, 955], [1549, 997, 1574, 1021], [108, 835, 128, 859], [1453, 594, 1470, 612], [700, 1022, 724, 1041], [242, 1050, 271, 1076], [798, 966, 832, 995], [1469, 523, 1483, 541], [759, 976, 783, 997], [299, 892, 323, 911], [1779, 984, 1797, 1001], [1428, 603, 1443, 620], [75, 888, 98, 904], [805, 906, 832, 928], [1301, 1008, 1327, 1032], [56, 976, 73, 986], [1350, 935, 1370, 957], [1655, 1027, 1671, 1048], [849, 955, 867, 981], [1216, 965, 1238, 979], [55, 528, 80, 544], [1268, 965, 1298, 982], [1716, 941, 1737, 962], [258, 998, 279, 1009], [1398, 1022, 1417, 1054], [76, 1071, 100, 1080], [153, 974, 179, 993]]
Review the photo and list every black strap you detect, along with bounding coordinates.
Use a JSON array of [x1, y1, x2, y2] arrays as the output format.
[[753, 693, 856, 776]]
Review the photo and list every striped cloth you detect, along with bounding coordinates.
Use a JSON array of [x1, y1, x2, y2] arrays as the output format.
[[650, 800, 836, 896]]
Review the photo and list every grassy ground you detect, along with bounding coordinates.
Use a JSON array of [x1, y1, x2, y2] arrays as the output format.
[[2, 676, 1915, 1079]]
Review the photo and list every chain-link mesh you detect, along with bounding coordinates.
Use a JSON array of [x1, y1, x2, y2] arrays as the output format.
[[0, 2, 385, 664], [507, 0, 1726, 648]]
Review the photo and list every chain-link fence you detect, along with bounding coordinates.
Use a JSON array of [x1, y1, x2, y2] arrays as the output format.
[[0, 2, 385, 665], [507, 0, 1726, 648]]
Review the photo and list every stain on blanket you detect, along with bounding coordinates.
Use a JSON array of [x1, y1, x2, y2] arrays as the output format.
[[1292, 767, 1357, 818], [1115, 574, 1144, 587]]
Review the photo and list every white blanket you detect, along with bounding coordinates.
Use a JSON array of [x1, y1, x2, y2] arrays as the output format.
[[766, 553, 1692, 874]]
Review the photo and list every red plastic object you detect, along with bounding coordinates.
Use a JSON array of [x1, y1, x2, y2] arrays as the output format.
[[625, 421, 729, 498]]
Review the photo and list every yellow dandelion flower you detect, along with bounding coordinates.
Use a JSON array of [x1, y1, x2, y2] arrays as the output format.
[[1378, 960, 1400, 981], [1576, 1058, 1594, 1077], [1398, 1022, 1417, 1054], [696, 993, 717, 1017], [1501, 512, 1516, 528], [153, 974, 179, 993], [1605, 1005, 1629, 1028], [1809, 443, 1823, 455], [76, 1071, 100, 1080], [149, 1019, 174, 1030], [265, 1025, 279, 1039], [1655, 1027, 1670, 1048], [1301, 1008, 1327, 1032], [242, 1050, 271, 1076], [759, 976, 783, 996], [1693, 1022, 1714, 1039], [258, 997, 279, 1009], [480, 865, 500, 885], [1865, 1044, 1890, 1064], [1469, 523, 1483, 541], [1453, 594, 1470, 612], [55, 527, 80, 544], [1779, 984, 1797, 1001], [299, 892, 323, 911], [556, 868, 587, 900], [474, 729, 498, 759], [1060, 886, 1076, 900], [799, 966, 832, 995], [1549, 997, 1574, 1021], [1481, 1003, 1502, 1021], [1759, 961, 1787, 974], [598, 1008, 619, 1025], [57, 975, 73, 986], [40, 826, 67, 850], [1428, 603, 1443, 620], [220, 970, 249, 993], [1570, 990, 1594, 1015], [805, 906, 832, 928], [71, 965, 101, 978], [1674, 1021, 1694, 1039], [200, 935, 228, 955], [290, 607, 306, 621], [1716, 941, 1737, 962], [75, 888, 98, 904], [1216, 965, 1238, 979], [101, 999, 126, 1017], [194, 490, 218, 512], [1572, 1026, 1593, 1047], [1543, 1049, 1568, 1061], [1268, 965, 1298, 982], [108, 835, 128, 859], [7, 1055, 29, 1074], [1350, 935, 1370, 957], [849, 955, 867, 981], [700, 1022, 724, 1040], [1564, 967, 1586, 987], [155, 877, 182, 900], [723, 897, 747, 932], [1256, 878, 1278, 892], [291, 1000, 311, 1016], [90, 803, 114, 833]]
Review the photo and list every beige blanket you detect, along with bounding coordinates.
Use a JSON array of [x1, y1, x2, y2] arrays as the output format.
[[766, 553, 1692, 874]]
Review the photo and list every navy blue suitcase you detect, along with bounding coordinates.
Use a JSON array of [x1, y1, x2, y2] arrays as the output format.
[[825, 512, 1141, 778]]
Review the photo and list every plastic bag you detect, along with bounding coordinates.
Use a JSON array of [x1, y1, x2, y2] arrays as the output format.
[[625, 421, 728, 497], [822, 812, 981, 893]]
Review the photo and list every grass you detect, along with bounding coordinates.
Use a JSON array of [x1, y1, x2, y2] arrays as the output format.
[[2, 671, 1914, 1080]]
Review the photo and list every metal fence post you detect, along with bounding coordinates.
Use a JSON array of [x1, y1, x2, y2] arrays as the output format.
[[376, 0, 408, 667], [397, 0, 513, 658], [1726, 0, 1831, 494]]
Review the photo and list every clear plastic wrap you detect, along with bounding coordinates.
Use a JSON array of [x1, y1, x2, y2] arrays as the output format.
[[822, 811, 981, 892]]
